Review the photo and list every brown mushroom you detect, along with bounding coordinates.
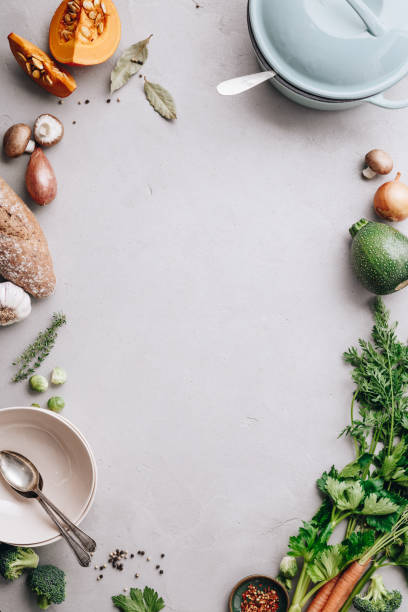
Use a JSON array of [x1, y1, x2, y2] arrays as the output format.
[[33, 114, 64, 148], [362, 149, 393, 179], [3, 123, 35, 158]]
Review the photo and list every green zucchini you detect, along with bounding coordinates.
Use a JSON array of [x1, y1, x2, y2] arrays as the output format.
[[349, 218, 408, 295]]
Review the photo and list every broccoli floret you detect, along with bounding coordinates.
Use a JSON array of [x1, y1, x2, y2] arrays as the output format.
[[28, 564, 66, 609], [0, 545, 39, 580], [353, 574, 402, 612]]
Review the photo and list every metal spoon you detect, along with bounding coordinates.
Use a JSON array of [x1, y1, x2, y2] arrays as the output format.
[[217, 70, 276, 96], [0, 450, 96, 567]]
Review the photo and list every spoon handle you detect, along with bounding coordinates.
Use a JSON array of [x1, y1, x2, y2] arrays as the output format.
[[345, 0, 386, 36], [37, 498, 91, 567], [36, 489, 96, 552], [217, 70, 276, 96]]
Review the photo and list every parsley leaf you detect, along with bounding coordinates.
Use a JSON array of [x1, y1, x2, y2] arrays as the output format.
[[317, 466, 339, 495], [344, 530, 376, 561], [112, 587, 165, 612], [361, 494, 399, 516], [288, 522, 324, 562], [311, 498, 332, 529], [307, 545, 345, 583], [340, 453, 373, 479], [326, 477, 364, 511], [365, 512, 400, 533]]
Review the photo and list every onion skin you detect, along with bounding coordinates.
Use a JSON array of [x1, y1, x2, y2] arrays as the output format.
[[374, 172, 408, 222]]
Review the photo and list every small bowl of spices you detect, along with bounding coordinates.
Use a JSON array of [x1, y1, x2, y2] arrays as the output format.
[[228, 575, 289, 612]]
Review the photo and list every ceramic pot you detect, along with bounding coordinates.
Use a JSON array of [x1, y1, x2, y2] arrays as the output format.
[[248, 0, 408, 111]]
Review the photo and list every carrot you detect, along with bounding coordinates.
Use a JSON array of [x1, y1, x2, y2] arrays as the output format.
[[322, 560, 371, 612], [307, 576, 339, 612]]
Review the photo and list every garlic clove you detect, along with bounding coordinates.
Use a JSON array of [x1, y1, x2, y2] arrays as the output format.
[[0, 282, 31, 326], [33, 114, 64, 148]]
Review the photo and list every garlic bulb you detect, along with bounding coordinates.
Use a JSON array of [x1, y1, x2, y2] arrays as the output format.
[[0, 282, 31, 326]]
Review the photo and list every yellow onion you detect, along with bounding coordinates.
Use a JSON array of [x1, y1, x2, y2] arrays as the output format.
[[374, 172, 408, 222]]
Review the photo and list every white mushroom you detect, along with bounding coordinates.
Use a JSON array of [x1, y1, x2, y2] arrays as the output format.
[[33, 114, 64, 148], [362, 149, 393, 180], [3, 124, 35, 158]]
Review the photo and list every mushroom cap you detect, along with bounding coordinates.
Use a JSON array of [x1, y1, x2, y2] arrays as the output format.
[[3, 123, 32, 158], [365, 149, 393, 175], [33, 114, 64, 147]]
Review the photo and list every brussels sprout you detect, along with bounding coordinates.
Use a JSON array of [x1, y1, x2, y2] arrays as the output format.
[[47, 396, 65, 413], [51, 367, 67, 386], [29, 375, 48, 392], [279, 556, 298, 578]]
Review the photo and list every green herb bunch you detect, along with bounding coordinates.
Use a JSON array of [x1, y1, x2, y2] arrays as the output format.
[[285, 299, 408, 612], [112, 586, 165, 612], [12, 312, 67, 382]]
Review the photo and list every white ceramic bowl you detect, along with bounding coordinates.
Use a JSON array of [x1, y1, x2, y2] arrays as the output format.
[[0, 407, 97, 547]]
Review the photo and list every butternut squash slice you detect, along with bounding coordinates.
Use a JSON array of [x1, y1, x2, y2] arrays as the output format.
[[8, 33, 77, 98], [49, 0, 121, 66]]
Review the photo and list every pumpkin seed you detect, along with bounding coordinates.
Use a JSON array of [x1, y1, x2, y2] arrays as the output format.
[[16, 51, 26, 62], [44, 75, 53, 86], [78, 33, 90, 43], [98, 22, 104, 34], [72, 1, 81, 9], [64, 13, 72, 23], [89, 10, 97, 19], [83, 0, 93, 8], [32, 58, 44, 70], [62, 30, 72, 40], [95, 13, 102, 24], [80, 25, 91, 37], [94, 0, 100, 5], [25, 62, 32, 74], [101, 2, 106, 13], [32, 69, 41, 79]]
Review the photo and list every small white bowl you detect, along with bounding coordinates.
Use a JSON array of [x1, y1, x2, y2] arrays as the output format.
[[0, 407, 97, 547]]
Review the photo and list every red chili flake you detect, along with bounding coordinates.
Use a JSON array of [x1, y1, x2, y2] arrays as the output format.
[[240, 583, 279, 612]]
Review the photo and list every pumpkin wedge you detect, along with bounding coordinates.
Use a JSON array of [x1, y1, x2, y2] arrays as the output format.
[[49, 0, 121, 66], [8, 33, 76, 98]]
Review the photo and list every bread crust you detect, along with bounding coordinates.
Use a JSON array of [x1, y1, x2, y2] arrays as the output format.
[[0, 176, 56, 298]]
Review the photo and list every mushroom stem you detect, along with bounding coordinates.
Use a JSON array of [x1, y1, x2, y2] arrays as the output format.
[[25, 140, 35, 154], [362, 166, 378, 179]]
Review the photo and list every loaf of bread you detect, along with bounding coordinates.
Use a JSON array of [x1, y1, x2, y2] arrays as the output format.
[[0, 176, 56, 298]]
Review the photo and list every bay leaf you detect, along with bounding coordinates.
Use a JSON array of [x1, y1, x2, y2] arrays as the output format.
[[110, 35, 152, 94], [144, 79, 177, 120]]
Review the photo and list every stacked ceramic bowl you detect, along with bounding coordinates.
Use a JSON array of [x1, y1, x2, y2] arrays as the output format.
[[248, 0, 408, 111], [0, 407, 97, 547]]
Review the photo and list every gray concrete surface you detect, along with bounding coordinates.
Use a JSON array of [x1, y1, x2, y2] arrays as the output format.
[[2, 1, 408, 610]]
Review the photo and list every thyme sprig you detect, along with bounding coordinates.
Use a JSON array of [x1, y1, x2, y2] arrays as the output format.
[[12, 312, 67, 382]]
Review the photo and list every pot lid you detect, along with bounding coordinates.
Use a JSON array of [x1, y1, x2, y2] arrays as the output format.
[[248, 0, 408, 100]]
